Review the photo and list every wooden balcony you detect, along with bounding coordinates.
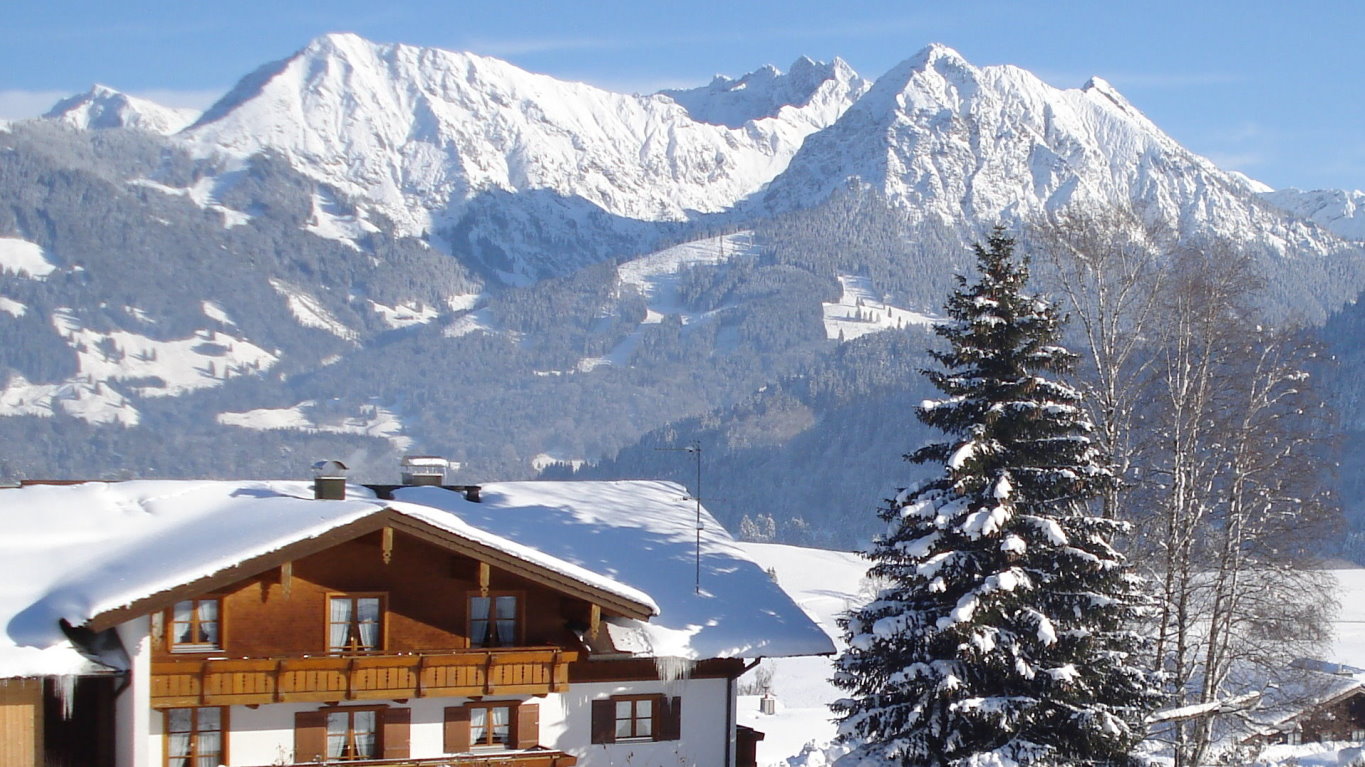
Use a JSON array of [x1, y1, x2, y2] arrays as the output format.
[[248, 753, 577, 767], [151, 648, 578, 708]]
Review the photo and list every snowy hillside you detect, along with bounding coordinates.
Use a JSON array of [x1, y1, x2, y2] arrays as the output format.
[[44, 85, 200, 135], [182, 34, 864, 238], [736, 542, 1365, 767], [1263, 187, 1365, 241]]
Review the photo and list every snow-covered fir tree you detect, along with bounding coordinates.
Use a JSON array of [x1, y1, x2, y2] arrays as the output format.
[[832, 230, 1160, 767]]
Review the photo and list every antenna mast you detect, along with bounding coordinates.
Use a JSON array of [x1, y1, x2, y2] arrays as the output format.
[[657, 441, 704, 593]]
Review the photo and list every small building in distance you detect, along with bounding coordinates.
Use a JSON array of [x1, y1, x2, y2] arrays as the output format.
[[0, 468, 834, 767]]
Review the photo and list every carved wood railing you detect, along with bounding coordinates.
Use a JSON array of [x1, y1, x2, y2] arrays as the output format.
[[252, 753, 578, 767], [151, 648, 577, 708], [247, 752, 578, 767]]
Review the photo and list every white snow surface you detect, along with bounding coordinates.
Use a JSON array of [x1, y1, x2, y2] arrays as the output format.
[[269, 279, 357, 340], [127, 175, 251, 228], [659, 55, 870, 129], [0, 479, 831, 679], [1262, 187, 1365, 241], [392, 482, 835, 661], [0, 237, 56, 278], [44, 84, 200, 135], [0, 296, 26, 317], [368, 299, 439, 329], [217, 399, 413, 450], [183, 34, 863, 237], [824, 275, 939, 341]]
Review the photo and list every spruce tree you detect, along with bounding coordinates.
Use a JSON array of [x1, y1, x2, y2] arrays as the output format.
[[832, 230, 1159, 767]]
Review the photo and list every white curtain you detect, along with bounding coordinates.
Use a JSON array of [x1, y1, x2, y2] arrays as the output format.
[[354, 710, 377, 757], [166, 708, 192, 767], [357, 598, 380, 650], [470, 596, 490, 647], [491, 705, 510, 744], [326, 711, 348, 758], [329, 599, 352, 652], [198, 600, 219, 645], [173, 601, 194, 644], [470, 706, 487, 744]]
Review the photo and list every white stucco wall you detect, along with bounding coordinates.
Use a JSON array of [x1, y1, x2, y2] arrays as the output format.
[[114, 617, 151, 767], [139, 673, 734, 766], [552, 678, 734, 767]]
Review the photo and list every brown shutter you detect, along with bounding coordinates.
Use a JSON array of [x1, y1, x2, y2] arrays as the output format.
[[657, 695, 682, 741], [590, 698, 615, 744], [294, 711, 327, 764], [444, 706, 471, 753], [382, 707, 411, 759], [515, 702, 540, 749]]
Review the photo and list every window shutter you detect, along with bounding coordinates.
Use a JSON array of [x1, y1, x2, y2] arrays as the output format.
[[294, 711, 327, 764], [515, 702, 540, 749], [590, 699, 615, 744], [657, 695, 682, 741], [382, 707, 411, 759], [444, 706, 471, 753]]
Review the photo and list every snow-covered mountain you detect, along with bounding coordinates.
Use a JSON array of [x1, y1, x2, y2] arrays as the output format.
[[44, 85, 200, 135], [180, 34, 864, 239], [760, 44, 1334, 254], [658, 55, 869, 129], [1262, 187, 1365, 241]]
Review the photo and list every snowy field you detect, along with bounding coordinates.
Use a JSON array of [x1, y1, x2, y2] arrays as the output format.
[[735, 542, 1365, 767], [822, 275, 939, 342]]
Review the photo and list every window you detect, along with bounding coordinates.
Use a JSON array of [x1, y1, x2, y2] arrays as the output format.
[[328, 595, 383, 653], [169, 599, 220, 652], [327, 709, 379, 761], [295, 707, 408, 763], [164, 707, 225, 767], [469, 704, 512, 749], [615, 696, 653, 740], [590, 695, 680, 744], [444, 702, 539, 753], [468, 593, 518, 647]]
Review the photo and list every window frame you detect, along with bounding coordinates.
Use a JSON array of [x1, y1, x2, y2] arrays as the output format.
[[467, 702, 515, 750], [167, 598, 223, 653], [325, 593, 387, 655], [323, 705, 384, 762], [466, 590, 523, 648], [162, 706, 227, 767], [611, 694, 658, 741]]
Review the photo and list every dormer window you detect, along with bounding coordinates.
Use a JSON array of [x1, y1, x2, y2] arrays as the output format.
[[328, 595, 384, 654], [469, 593, 519, 647], [169, 599, 221, 652]]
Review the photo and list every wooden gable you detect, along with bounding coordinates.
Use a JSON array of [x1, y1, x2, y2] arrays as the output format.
[[88, 506, 652, 636]]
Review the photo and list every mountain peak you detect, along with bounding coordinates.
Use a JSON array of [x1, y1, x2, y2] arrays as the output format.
[[659, 56, 867, 128], [44, 84, 199, 135]]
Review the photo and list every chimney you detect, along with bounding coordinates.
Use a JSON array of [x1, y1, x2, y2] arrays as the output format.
[[311, 460, 349, 500], [400, 455, 448, 486]]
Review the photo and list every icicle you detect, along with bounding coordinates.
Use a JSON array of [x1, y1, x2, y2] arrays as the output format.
[[653, 655, 696, 689], [56, 674, 77, 720]]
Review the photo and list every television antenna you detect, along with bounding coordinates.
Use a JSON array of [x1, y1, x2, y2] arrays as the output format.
[[656, 441, 704, 594]]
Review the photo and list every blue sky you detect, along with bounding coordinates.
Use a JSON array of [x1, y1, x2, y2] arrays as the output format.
[[2, 1, 1361, 192]]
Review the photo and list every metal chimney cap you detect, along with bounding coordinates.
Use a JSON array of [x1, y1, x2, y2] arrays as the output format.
[[311, 460, 349, 478]]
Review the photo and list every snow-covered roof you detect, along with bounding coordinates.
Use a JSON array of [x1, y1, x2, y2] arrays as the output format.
[[390, 482, 835, 661], [0, 478, 832, 678]]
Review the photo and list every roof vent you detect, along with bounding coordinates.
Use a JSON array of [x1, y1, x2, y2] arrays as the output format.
[[311, 460, 348, 500], [401, 455, 448, 486]]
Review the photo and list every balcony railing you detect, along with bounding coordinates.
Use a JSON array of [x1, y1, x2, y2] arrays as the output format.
[[151, 648, 578, 708], [247, 752, 578, 767]]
